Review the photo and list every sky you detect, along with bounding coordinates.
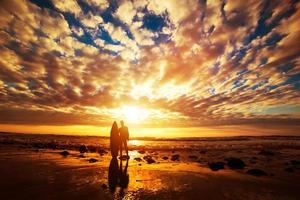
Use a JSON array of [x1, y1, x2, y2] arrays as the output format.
[[0, 0, 300, 137]]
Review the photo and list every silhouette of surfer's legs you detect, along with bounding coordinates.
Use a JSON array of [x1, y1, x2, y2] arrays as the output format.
[[123, 140, 128, 156], [120, 140, 123, 157]]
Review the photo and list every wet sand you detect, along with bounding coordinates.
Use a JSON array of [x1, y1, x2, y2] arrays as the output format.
[[0, 145, 299, 200]]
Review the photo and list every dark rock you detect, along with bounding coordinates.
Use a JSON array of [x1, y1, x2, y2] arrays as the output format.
[[60, 150, 70, 156], [88, 146, 97, 153], [188, 155, 198, 159], [134, 157, 142, 162], [33, 143, 44, 149], [208, 162, 225, 171], [101, 183, 107, 189], [138, 150, 146, 154], [258, 150, 275, 156], [284, 162, 290, 165], [98, 148, 108, 154], [162, 156, 168, 160], [143, 155, 155, 164], [171, 154, 180, 161], [247, 169, 267, 177], [285, 167, 294, 173], [79, 145, 88, 154], [237, 150, 243, 153], [197, 159, 205, 164], [78, 154, 85, 158], [199, 150, 206, 154], [250, 159, 257, 164], [120, 155, 130, 160], [290, 160, 300, 165], [226, 157, 246, 169], [48, 143, 57, 150], [88, 158, 98, 163], [138, 163, 142, 166]]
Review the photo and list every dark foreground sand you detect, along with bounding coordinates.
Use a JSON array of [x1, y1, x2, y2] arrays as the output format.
[[0, 145, 299, 200]]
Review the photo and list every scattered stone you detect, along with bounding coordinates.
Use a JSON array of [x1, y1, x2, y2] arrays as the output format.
[[79, 145, 88, 154], [138, 150, 145, 154], [138, 163, 142, 166], [250, 159, 257, 164], [258, 150, 275, 156], [88, 158, 98, 163], [162, 156, 168, 160], [226, 157, 246, 169], [88, 146, 97, 153], [120, 155, 130, 160], [246, 169, 267, 177], [60, 150, 70, 157], [199, 150, 206, 154], [284, 162, 290, 165], [101, 183, 107, 189], [290, 160, 300, 165], [188, 155, 198, 159], [98, 148, 107, 156], [48, 143, 57, 150], [285, 167, 294, 173], [143, 155, 155, 164], [208, 162, 225, 171], [171, 154, 180, 161], [134, 157, 142, 162], [197, 159, 205, 164]]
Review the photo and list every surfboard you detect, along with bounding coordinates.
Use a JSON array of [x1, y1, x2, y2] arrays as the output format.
[[110, 121, 119, 157]]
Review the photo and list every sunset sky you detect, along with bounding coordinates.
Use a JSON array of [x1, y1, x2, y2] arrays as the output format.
[[0, 0, 300, 137]]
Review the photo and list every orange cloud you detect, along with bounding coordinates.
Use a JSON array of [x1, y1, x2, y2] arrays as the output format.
[[0, 0, 299, 131]]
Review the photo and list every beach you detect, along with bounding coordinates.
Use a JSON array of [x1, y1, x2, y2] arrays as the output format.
[[0, 132, 300, 200]]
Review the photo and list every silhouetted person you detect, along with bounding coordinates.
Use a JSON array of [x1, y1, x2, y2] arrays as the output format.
[[119, 120, 129, 158], [108, 157, 119, 192], [110, 121, 120, 157]]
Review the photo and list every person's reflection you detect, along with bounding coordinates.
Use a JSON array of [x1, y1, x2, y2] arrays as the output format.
[[108, 157, 119, 192], [108, 157, 129, 194], [119, 158, 129, 196]]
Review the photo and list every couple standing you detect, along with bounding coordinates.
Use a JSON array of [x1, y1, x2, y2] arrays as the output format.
[[110, 120, 129, 158]]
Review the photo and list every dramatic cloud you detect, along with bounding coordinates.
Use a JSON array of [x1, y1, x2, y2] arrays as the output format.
[[0, 0, 299, 129]]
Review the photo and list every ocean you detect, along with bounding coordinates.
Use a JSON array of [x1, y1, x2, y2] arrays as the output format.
[[1, 132, 300, 151]]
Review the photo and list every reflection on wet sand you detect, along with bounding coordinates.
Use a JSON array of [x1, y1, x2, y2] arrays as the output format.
[[108, 157, 129, 195]]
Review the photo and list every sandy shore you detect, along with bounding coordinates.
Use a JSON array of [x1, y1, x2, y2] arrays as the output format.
[[0, 144, 299, 200]]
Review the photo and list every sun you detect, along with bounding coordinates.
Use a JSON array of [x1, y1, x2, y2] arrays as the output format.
[[121, 105, 149, 123]]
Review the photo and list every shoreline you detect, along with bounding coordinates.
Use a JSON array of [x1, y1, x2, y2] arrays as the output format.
[[1, 132, 299, 199], [2, 131, 300, 141], [0, 143, 300, 199]]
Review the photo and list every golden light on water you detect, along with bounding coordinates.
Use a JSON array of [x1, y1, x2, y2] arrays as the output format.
[[128, 140, 142, 146]]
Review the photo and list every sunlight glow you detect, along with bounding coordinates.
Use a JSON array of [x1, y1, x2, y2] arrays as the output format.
[[121, 105, 149, 123]]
